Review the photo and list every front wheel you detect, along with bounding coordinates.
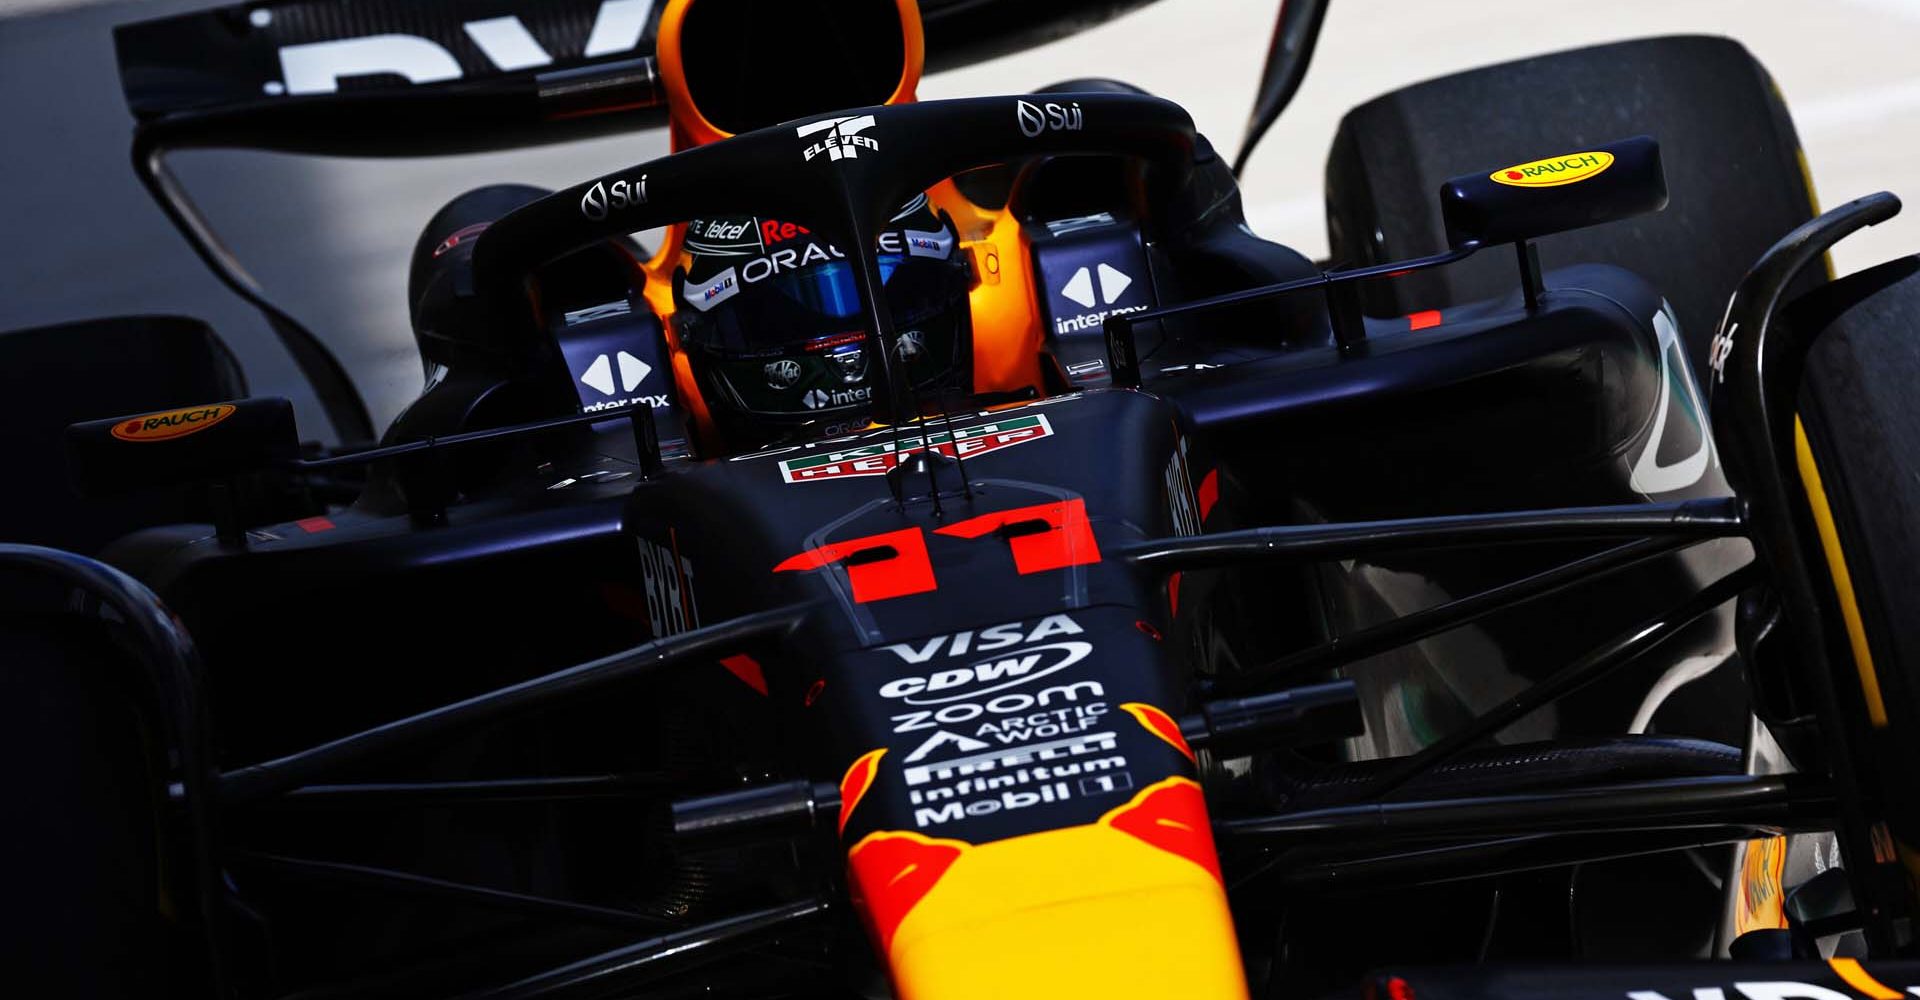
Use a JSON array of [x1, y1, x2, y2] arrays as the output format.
[[0, 620, 173, 996], [1790, 255, 1920, 857]]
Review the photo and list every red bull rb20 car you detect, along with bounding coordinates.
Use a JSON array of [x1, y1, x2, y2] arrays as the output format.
[[10, 1, 1920, 997]]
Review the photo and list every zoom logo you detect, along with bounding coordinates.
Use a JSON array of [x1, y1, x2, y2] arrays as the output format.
[[1016, 99, 1084, 138], [579, 174, 648, 221]]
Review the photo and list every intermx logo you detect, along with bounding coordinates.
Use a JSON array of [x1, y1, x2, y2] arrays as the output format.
[[798, 115, 879, 163]]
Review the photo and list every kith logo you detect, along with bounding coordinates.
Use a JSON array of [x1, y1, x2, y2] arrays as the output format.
[[798, 115, 879, 162]]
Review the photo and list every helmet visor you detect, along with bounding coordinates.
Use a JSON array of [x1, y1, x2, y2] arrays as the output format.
[[677, 229, 966, 355]]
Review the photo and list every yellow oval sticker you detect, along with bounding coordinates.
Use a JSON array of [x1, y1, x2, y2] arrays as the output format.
[[110, 404, 237, 443], [1491, 150, 1615, 188]]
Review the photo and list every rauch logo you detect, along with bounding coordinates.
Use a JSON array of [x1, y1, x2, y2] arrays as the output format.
[[111, 404, 236, 443], [1490, 150, 1615, 188]]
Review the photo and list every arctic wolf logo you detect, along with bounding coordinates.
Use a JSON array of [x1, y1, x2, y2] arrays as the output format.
[[798, 116, 879, 163]]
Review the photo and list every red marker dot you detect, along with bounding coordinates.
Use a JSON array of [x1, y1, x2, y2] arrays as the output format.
[[1506, 170, 1524, 180]]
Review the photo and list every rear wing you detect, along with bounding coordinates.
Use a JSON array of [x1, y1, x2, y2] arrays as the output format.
[[113, 0, 1162, 153], [113, 1, 681, 446], [115, 0, 668, 155]]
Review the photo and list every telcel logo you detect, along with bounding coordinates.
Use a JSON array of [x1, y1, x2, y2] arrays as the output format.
[[111, 404, 236, 443], [1016, 99, 1084, 138], [1490, 150, 1615, 188], [580, 175, 648, 221]]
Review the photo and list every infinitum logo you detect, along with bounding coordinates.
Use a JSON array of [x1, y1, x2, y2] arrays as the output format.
[[798, 115, 879, 163]]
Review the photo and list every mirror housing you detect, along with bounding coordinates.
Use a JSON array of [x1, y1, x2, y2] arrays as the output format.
[[1441, 135, 1667, 249], [1232, 0, 1330, 176], [67, 397, 299, 497]]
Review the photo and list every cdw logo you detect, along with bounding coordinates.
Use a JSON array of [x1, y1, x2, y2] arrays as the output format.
[[271, 0, 655, 96]]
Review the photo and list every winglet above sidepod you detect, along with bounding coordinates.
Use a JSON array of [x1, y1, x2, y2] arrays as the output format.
[[66, 397, 298, 498], [1441, 135, 1668, 248]]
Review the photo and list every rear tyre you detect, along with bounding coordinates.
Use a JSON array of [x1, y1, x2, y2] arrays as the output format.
[[1790, 256, 1920, 843], [0, 621, 170, 996], [1325, 34, 1819, 378]]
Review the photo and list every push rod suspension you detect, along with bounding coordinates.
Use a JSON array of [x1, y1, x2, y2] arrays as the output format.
[[1224, 534, 1698, 693], [220, 604, 809, 804], [1116, 498, 1743, 573]]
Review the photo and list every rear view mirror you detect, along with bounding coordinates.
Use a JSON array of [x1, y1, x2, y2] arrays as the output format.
[[1441, 135, 1668, 249], [67, 397, 299, 497]]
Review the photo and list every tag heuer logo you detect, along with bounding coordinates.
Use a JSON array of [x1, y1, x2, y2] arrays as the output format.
[[779, 414, 1054, 483], [798, 115, 879, 163]]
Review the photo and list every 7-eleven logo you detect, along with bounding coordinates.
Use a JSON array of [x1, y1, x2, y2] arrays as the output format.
[[779, 414, 1054, 483], [798, 114, 879, 163]]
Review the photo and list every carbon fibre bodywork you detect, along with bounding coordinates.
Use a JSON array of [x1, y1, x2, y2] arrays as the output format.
[[86, 239, 1750, 992], [9, 3, 1806, 990], [109, 255, 1736, 755]]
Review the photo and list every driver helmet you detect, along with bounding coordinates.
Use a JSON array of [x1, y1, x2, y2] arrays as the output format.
[[670, 193, 973, 449]]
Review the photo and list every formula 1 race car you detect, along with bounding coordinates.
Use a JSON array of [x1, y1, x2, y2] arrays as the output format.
[[10, 0, 1920, 997]]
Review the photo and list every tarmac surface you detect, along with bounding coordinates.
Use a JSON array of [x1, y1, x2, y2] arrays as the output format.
[[2, 0, 1917, 438]]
